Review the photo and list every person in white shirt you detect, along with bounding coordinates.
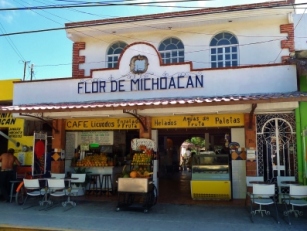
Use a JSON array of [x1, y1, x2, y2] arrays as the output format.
[[180, 148, 191, 171]]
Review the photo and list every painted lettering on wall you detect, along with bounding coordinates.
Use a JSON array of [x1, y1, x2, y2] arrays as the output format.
[[77, 75, 204, 94], [0, 113, 16, 126], [152, 114, 244, 128], [66, 118, 140, 130], [8, 127, 22, 138], [66, 114, 244, 130], [214, 116, 241, 125]]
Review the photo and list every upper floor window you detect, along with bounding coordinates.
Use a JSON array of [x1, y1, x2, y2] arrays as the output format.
[[158, 37, 184, 64], [107, 41, 128, 68], [210, 32, 239, 68]]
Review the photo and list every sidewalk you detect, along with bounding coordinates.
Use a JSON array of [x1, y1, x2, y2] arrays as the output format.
[[0, 198, 306, 231]]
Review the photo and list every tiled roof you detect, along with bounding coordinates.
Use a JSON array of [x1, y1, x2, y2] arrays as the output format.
[[1, 91, 307, 113], [65, 1, 292, 28]]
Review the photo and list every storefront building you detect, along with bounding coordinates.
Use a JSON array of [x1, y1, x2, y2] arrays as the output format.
[[0, 80, 34, 165], [1, 0, 307, 200]]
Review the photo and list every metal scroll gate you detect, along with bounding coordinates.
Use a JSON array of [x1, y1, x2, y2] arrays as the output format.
[[256, 113, 297, 182]]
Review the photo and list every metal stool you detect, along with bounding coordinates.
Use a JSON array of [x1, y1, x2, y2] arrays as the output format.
[[87, 174, 101, 195], [101, 174, 113, 196], [9, 179, 22, 203]]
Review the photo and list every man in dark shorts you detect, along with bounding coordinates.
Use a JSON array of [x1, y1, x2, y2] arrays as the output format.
[[0, 148, 21, 202]]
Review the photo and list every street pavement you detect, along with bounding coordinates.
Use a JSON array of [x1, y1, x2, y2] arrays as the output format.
[[0, 197, 306, 231]]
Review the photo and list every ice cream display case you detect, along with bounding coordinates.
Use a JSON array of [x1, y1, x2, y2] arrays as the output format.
[[191, 153, 231, 200]]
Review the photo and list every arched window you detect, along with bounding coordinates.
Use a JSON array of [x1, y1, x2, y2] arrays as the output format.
[[210, 32, 238, 68], [158, 37, 184, 64], [107, 41, 128, 68]]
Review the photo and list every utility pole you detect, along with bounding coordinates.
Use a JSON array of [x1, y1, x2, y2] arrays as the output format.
[[30, 64, 34, 81], [23, 61, 30, 81]]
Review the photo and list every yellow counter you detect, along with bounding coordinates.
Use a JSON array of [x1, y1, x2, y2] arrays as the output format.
[[190, 180, 231, 200]]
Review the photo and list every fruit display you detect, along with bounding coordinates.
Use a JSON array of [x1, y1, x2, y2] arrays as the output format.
[[121, 143, 154, 178], [132, 153, 152, 165], [122, 167, 153, 178], [75, 153, 109, 167]]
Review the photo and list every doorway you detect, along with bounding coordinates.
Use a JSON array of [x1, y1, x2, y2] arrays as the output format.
[[157, 128, 231, 203], [0, 128, 8, 154], [256, 113, 297, 182]]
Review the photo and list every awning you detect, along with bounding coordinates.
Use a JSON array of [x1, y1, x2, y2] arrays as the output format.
[[1, 92, 307, 114]]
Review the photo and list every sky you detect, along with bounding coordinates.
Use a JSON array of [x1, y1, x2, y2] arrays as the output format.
[[0, 0, 306, 81]]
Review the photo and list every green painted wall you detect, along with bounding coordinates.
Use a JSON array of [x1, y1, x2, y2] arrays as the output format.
[[298, 75, 307, 184]]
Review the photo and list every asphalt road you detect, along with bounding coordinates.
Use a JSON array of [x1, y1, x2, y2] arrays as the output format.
[[0, 198, 306, 231]]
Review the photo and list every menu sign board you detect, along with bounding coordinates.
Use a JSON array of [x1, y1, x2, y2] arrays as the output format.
[[66, 113, 244, 130], [66, 118, 139, 130], [152, 114, 244, 128], [79, 131, 114, 145]]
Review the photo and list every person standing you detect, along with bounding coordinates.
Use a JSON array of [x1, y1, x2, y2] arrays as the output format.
[[180, 148, 191, 171], [0, 148, 21, 202]]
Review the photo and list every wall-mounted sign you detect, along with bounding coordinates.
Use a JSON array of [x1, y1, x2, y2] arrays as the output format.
[[65, 118, 140, 130], [79, 131, 114, 145], [152, 114, 244, 128], [0, 113, 18, 127], [66, 114, 244, 130], [247, 149, 256, 161], [77, 75, 204, 94]]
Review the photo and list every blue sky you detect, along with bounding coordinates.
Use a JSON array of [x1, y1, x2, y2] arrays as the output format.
[[0, 0, 305, 81]]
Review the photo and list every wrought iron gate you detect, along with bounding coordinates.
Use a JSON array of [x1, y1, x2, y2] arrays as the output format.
[[256, 114, 297, 182]]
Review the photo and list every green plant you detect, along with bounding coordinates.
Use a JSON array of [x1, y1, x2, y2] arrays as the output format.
[[73, 167, 87, 173], [72, 167, 89, 187]]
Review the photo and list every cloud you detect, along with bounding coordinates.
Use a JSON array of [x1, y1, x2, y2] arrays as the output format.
[[295, 0, 307, 14], [0, 0, 18, 23]]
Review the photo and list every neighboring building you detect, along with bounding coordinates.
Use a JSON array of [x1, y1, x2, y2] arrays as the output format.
[[293, 13, 307, 185], [1, 0, 306, 200], [0, 79, 35, 165]]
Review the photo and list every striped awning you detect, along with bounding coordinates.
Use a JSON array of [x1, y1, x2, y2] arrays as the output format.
[[1, 92, 307, 113]]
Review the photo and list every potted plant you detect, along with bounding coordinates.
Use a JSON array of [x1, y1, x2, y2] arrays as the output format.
[[70, 167, 89, 196]]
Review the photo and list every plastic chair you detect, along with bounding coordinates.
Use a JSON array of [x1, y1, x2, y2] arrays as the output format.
[[22, 179, 46, 209], [282, 185, 307, 225], [249, 184, 279, 223], [245, 176, 264, 206], [277, 176, 296, 203], [47, 179, 70, 208]]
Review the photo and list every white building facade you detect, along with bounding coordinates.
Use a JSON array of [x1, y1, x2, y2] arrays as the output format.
[[2, 0, 307, 200]]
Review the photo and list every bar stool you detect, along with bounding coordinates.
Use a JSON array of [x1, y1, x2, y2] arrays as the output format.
[[9, 179, 23, 203], [87, 174, 101, 195], [101, 174, 113, 196]]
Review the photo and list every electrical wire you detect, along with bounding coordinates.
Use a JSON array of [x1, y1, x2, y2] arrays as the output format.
[[2, 1, 307, 11], [2, 1, 306, 72], [0, 23, 26, 61], [1, 0, 214, 11]]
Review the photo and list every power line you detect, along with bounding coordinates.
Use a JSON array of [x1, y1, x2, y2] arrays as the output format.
[[2, 1, 305, 74], [2, 1, 307, 11], [0, 0, 213, 11], [0, 23, 25, 61]]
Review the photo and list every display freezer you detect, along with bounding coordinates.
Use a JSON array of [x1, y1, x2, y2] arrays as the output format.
[[190, 153, 231, 200]]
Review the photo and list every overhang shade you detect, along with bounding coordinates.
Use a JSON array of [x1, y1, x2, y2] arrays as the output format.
[[1, 92, 307, 114]]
